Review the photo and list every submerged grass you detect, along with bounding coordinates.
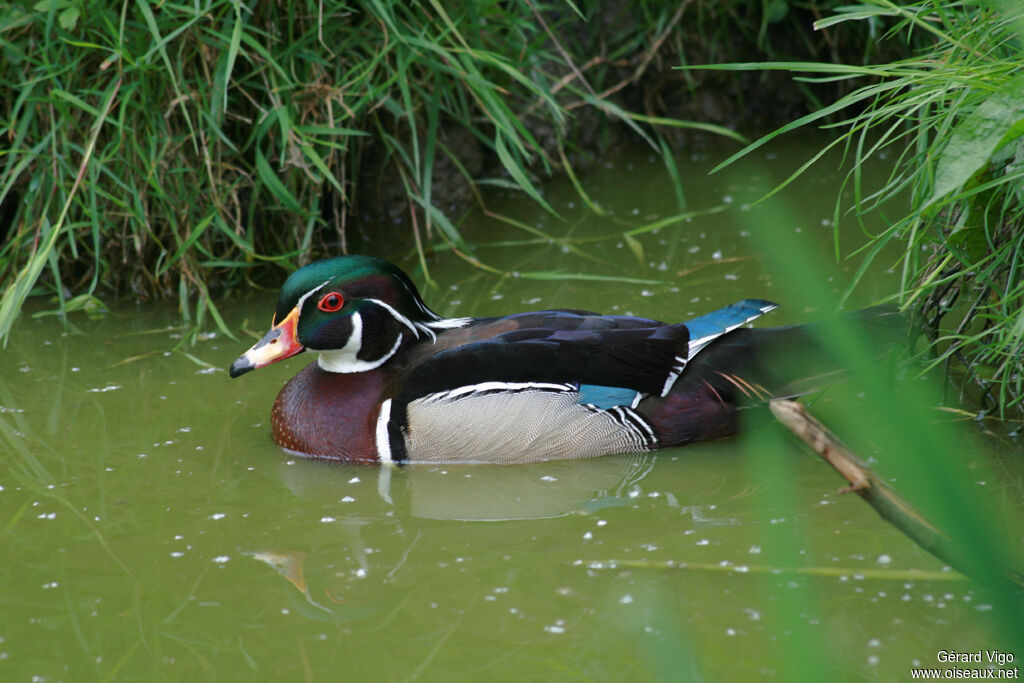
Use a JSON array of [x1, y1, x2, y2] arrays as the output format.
[[696, 0, 1024, 418]]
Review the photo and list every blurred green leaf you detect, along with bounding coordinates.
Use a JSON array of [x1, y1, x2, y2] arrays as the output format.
[[58, 6, 78, 30], [764, 0, 789, 24], [927, 74, 1024, 208], [33, 0, 69, 11]]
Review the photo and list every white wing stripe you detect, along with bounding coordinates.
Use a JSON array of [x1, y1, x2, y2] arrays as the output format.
[[422, 381, 576, 403], [663, 304, 778, 396], [366, 298, 420, 337]]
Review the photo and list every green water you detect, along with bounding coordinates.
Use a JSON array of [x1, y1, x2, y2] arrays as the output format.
[[2, 139, 1020, 681]]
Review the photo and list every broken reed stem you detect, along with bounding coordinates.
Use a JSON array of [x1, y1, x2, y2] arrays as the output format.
[[768, 398, 974, 578]]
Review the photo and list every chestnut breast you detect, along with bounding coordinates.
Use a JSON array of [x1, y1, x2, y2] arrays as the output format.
[[271, 362, 389, 462]]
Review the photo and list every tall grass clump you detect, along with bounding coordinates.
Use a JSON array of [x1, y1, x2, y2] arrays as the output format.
[[700, 1, 1024, 418], [0, 0, 906, 346], [0, 0, 752, 345]]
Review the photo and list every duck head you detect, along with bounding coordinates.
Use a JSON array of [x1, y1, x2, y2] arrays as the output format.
[[229, 256, 467, 378]]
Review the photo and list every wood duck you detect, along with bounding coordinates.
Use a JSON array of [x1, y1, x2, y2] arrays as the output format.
[[230, 255, 891, 464]]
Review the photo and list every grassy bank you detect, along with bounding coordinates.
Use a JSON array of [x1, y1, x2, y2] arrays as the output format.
[[706, 1, 1024, 418], [1, 0, 894, 345]]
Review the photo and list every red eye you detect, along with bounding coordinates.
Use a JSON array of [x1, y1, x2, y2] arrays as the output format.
[[317, 292, 344, 313]]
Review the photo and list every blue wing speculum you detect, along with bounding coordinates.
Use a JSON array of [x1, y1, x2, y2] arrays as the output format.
[[659, 298, 778, 397], [580, 299, 777, 407]]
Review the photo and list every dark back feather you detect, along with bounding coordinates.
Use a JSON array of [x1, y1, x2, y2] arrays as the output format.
[[639, 305, 905, 446]]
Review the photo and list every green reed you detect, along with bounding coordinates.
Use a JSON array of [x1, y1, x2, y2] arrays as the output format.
[[695, 0, 1024, 418], [0, 0, 895, 348], [754, 196, 1023, 654], [0, 0, 741, 344], [675, 5, 1024, 671], [630, 182, 1023, 679]]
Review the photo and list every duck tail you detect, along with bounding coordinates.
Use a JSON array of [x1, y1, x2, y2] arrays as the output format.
[[638, 305, 905, 448]]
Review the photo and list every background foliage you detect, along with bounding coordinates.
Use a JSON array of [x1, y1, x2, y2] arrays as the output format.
[[1, 0, 893, 344], [707, 0, 1024, 418]]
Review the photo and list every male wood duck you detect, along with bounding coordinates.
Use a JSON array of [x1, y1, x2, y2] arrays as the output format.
[[230, 255, 894, 464]]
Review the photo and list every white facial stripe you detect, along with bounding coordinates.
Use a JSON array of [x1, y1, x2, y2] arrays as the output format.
[[375, 398, 393, 464], [322, 308, 361, 355], [316, 312, 404, 373], [366, 298, 419, 337], [296, 279, 332, 313], [414, 322, 436, 343], [397, 278, 437, 319], [367, 298, 470, 344], [317, 336, 403, 372]]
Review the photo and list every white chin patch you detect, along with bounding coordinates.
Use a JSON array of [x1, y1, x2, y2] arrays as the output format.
[[315, 311, 403, 373]]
